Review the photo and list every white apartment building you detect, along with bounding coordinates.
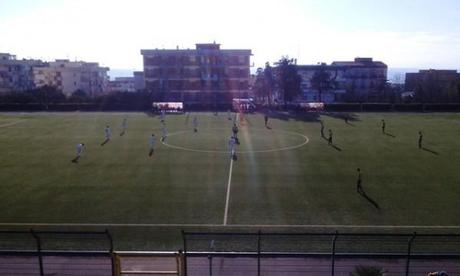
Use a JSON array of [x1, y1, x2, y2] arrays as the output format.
[[33, 60, 109, 96]]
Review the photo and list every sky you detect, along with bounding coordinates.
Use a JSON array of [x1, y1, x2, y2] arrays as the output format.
[[1, 0, 459, 76]]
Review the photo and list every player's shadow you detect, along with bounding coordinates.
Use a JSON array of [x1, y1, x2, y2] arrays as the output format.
[[422, 147, 439, 155], [265, 125, 272, 130], [185, 113, 190, 125], [359, 191, 380, 210], [100, 139, 110, 146], [383, 132, 396, 138], [144, 111, 156, 118], [120, 131, 125, 136], [261, 110, 321, 123], [71, 157, 80, 163], [345, 120, 356, 127], [323, 112, 361, 123], [329, 144, 342, 151]]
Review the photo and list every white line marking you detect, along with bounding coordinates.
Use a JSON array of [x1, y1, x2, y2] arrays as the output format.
[[1, 223, 460, 229], [223, 156, 234, 226], [223, 113, 238, 226], [0, 120, 26, 128], [161, 128, 309, 154]]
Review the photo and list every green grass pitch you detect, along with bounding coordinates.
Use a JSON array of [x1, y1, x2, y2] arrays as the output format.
[[0, 112, 459, 249]]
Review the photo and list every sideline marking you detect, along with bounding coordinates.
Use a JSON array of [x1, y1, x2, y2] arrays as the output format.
[[0, 120, 26, 128], [1, 223, 460, 229]]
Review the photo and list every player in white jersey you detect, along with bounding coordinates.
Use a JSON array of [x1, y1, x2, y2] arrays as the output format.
[[149, 134, 156, 157], [160, 109, 166, 123], [228, 136, 236, 160], [72, 143, 85, 163], [161, 124, 167, 142], [193, 116, 198, 132], [101, 125, 111, 146], [120, 118, 127, 136]]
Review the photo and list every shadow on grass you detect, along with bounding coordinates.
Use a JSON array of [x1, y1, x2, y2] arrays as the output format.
[[330, 144, 342, 151], [120, 131, 125, 136], [144, 111, 156, 118], [185, 112, 190, 125], [261, 110, 321, 123], [383, 132, 396, 138], [422, 147, 439, 155], [345, 121, 356, 127], [359, 191, 380, 210], [100, 139, 110, 146], [323, 112, 361, 123]]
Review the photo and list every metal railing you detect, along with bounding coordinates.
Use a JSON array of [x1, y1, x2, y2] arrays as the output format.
[[182, 231, 460, 276]]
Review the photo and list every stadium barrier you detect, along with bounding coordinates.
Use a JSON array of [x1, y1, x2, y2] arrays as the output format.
[[1, 229, 460, 275], [0, 229, 115, 276], [182, 231, 460, 276]]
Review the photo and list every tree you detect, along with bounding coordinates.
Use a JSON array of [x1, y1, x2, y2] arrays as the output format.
[[253, 67, 266, 104], [68, 89, 91, 103], [310, 63, 337, 102], [263, 62, 275, 106], [34, 85, 66, 109], [274, 57, 301, 106]]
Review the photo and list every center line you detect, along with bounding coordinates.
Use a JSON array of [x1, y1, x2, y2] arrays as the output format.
[[223, 156, 234, 225], [223, 113, 238, 225]]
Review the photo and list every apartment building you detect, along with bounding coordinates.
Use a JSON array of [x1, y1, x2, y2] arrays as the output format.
[[297, 58, 388, 102], [0, 53, 45, 93], [141, 43, 251, 104], [33, 60, 109, 96]]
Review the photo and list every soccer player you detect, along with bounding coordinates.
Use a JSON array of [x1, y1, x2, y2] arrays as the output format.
[[381, 119, 386, 134], [232, 123, 239, 138], [101, 125, 111, 146], [328, 129, 333, 145], [356, 168, 363, 194], [120, 117, 127, 136], [264, 114, 269, 127], [228, 136, 236, 160], [72, 143, 85, 163], [418, 131, 423, 149], [227, 109, 232, 120], [149, 134, 156, 157], [193, 116, 198, 133], [320, 120, 325, 138], [161, 124, 167, 142], [160, 109, 166, 123]]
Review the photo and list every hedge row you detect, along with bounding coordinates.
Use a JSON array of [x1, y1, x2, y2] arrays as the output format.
[[1, 103, 460, 112]]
